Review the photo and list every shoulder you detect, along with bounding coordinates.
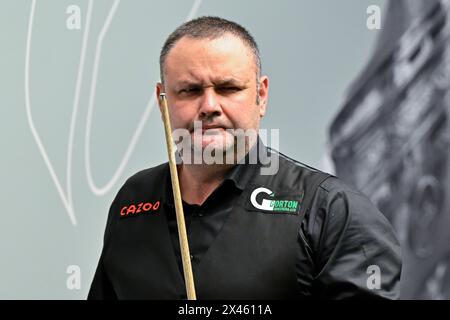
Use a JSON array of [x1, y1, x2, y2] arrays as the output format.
[[308, 174, 390, 235], [264, 148, 332, 190], [123, 162, 168, 188], [116, 162, 168, 196], [108, 162, 169, 212], [265, 147, 367, 201], [314, 175, 391, 230], [318, 175, 359, 194], [271, 149, 398, 249]]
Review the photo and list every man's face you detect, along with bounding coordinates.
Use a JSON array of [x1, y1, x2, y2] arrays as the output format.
[[156, 34, 269, 157]]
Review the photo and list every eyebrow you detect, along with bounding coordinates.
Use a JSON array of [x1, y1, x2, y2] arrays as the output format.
[[213, 79, 245, 86], [176, 78, 247, 88]]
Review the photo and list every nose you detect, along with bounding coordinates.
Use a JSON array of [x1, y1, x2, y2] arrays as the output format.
[[198, 87, 222, 121]]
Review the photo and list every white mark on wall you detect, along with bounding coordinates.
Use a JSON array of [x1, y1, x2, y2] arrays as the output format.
[[25, 0, 202, 226], [84, 0, 203, 196]]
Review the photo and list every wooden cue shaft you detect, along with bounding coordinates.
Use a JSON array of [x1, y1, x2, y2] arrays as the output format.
[[159, 92, 197, 300]]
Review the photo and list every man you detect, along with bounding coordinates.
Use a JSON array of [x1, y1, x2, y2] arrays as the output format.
[[88, 16, 402, 299]]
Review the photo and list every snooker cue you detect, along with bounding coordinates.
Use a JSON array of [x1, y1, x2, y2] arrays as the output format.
[[159, 92, 197, 300]]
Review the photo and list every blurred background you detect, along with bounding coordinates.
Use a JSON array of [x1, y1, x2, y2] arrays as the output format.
[[2, 0, 448, 299]]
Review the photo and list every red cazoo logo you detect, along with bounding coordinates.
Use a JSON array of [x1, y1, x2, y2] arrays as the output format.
[[120, 200, 160, 217]]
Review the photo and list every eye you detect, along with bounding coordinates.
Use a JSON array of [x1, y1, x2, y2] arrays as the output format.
[[217, 86, 241, 93], [179, 87, 202, 95]]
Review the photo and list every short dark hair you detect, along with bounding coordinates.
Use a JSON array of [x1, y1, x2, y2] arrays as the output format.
[[159, 16, 261, 84]]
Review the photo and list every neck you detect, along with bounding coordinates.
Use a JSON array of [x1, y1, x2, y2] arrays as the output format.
[[177, 136, 259, 205]]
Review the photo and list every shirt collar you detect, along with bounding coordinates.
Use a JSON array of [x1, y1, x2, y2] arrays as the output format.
[[163, 135, 268, 204], [224, 136, 267, 190]]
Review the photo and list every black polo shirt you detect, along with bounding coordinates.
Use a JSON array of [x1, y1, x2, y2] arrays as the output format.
[[166, 146, 260, 277], [88, 140, 402, 299]]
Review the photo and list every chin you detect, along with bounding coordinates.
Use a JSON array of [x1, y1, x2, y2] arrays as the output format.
[[201, 137, 230, 151]]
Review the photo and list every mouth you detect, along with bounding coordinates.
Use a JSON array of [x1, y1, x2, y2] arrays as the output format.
[[202, 125, 224, 131], [189, 125, 226, 133], [201, 127, 224, 136]]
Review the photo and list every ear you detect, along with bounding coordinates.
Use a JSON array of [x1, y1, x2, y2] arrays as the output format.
[[257, 75, 269, 117], [155, 82, 164, 112], [156, 82, 165, 115]]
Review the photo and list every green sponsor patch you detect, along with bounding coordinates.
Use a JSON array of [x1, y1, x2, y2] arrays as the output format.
[[269, 199, 299, 213]]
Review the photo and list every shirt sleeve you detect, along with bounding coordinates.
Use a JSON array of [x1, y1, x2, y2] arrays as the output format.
[[87, 186, 123, 300], [87, 253, 117, 300], [296, 176, 402, 299]]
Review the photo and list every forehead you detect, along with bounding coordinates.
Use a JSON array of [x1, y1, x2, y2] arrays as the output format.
[[163, 34, 256, 85]]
